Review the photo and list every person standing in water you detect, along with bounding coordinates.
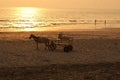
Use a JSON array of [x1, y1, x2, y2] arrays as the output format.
[[95, 20, 97, 25], [94, 20, 97, 29], [104, 20, 107, 28]]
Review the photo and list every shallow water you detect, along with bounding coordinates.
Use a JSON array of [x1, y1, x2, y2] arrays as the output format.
[[0, 7, 120, 32]]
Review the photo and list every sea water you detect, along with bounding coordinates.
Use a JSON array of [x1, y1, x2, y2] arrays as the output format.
[[0, 7, 120, 32]]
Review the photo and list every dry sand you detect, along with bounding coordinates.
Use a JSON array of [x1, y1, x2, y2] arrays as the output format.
[[0, 29, 120, 80]]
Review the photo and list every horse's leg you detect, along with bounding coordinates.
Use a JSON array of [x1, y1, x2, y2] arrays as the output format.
[[44, 43, 47, 50], [45, 45, 48, 50], [45, 42, 49, 50], [47, 41, 52, 50], [36, 42, 39, 49]]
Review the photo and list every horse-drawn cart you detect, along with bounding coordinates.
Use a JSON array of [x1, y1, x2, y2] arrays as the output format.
[[29, 33, 73, 52]]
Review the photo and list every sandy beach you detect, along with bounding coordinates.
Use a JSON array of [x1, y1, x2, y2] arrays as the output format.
[[0, 29, 120, 80]]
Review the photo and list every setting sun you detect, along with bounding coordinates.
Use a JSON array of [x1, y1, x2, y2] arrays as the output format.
[[16, 7, 39, 20], [12, 7, 43, 31]]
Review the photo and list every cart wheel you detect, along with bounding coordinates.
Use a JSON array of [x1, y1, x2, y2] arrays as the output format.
[[64, 46, 70, 52], [49, 42, 56, 51], [68, 45, 73, 51], [53, 44, 57, 50]]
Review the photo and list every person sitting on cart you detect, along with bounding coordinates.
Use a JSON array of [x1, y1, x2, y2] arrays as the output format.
[[58, 32, 63, 40], [58, 32, 73, 43]]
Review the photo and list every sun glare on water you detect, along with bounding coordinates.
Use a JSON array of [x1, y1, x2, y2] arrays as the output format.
[[15, 7, 44, 32], [18, 7, 38, 18]]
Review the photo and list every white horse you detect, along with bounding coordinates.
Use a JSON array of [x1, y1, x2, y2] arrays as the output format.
[[29, 34, 50, 49]]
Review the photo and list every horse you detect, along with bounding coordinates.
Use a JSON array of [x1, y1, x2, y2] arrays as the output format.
[[29, 34, 50, 49]]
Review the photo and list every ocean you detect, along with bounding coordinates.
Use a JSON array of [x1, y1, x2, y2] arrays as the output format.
[[0, 7, 120, 32]]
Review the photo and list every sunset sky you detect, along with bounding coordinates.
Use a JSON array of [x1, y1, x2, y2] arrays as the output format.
[[0, 0, 120, 9]]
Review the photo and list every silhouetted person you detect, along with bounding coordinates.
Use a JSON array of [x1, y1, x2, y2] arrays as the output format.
[[58, 32, 63, 39], [104, 20, 106, 25], [94, 20, 97, 29], [95, 20, 97, 25]]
